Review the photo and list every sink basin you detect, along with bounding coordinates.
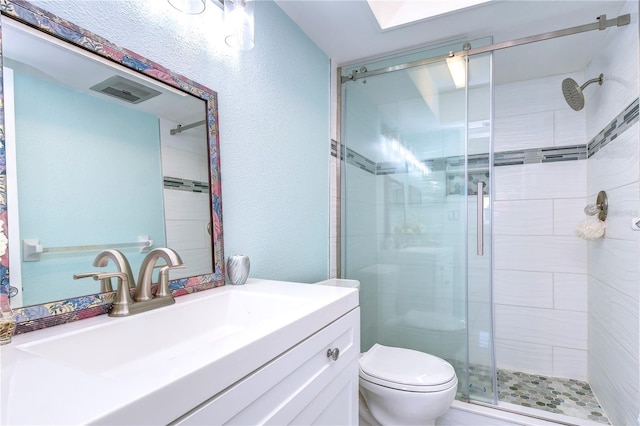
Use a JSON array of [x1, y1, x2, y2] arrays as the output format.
[[3, 279, 359, 425], [17, 288, 311, 378]]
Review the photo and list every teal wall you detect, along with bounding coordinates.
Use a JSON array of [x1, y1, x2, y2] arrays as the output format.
[[13, 70, 165, 305], [29, 0, 331, 283]]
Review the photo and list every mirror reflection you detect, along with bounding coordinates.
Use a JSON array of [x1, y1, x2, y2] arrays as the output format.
[[3, 17, 214, 308]]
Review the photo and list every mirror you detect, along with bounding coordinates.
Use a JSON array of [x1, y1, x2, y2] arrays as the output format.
[[0, 1, 225, 331]]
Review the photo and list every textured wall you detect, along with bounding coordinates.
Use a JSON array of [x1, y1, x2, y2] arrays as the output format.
[[28, 0, 331, 283]]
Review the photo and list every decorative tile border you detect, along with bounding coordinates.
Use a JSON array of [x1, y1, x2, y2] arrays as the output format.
[[346, 144, 587, 177], [588, 98, 639, 158], [343, 97, 640, 176], [331, 138, 339, 158], [494, 145, 587, 166], [345, 146, 376, 174], [2, 0, 226, 334], [164, 177, 210, 193]]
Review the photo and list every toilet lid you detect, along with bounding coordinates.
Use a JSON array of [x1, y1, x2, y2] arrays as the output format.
[[359, 344, 457, 392]]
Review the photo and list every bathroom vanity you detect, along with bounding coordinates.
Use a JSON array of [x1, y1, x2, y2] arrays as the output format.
[[0, 280, 360, 425]]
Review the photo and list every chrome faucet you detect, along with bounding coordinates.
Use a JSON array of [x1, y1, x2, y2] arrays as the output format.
[[74, 248, 185, 317]]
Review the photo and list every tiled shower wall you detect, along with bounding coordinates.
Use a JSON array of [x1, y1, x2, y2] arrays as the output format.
[[584, 1, 639, 424], [492, 72, 589, 380]]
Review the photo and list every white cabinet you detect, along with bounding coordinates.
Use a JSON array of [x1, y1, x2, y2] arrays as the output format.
[[174, 308, 360, 425]]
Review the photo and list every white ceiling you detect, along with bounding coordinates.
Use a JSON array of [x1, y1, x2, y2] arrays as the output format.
[[274, 0, 627, 81]]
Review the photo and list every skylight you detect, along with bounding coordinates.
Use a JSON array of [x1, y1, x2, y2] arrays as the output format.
[[366, 0, 493, 30]]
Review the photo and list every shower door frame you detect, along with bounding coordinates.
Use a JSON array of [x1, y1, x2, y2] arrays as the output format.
[[340, 13, 629, 85]]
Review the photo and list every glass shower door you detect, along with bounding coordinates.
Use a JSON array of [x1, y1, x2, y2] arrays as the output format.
[[341, 45, 494, 402]]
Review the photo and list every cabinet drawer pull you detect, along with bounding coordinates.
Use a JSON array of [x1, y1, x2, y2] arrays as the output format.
[[327, 348, 340, 361]]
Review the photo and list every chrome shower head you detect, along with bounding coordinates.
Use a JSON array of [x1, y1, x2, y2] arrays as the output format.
[[562, 73, 603, 111]]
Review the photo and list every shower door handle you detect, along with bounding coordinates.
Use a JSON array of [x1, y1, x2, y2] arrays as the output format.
[[477, 182, 484, 256]]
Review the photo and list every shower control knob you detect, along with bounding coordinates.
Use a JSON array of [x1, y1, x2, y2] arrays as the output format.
[[327, 348, 340, 361]]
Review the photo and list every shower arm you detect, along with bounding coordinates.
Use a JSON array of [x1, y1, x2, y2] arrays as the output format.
[[580, 75, 604, 90]]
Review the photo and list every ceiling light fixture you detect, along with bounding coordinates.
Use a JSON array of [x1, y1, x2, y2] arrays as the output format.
[[168, 0, 255, 50], [167, 0, 206, 14], [224, 0, 255, 50], [445, 53, 467, 89]]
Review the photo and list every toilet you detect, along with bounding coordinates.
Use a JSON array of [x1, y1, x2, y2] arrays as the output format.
[[313, 278, 458, 425], [359, 343, 458, 426]]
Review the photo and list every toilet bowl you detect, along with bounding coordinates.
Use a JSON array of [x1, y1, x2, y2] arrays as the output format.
[[359, 344, 458, 426]]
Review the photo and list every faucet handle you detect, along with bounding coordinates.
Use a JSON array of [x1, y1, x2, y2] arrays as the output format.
[[90, 272, 134, 317], [73, 272, 113, 292], [155, 264, 186, 298]]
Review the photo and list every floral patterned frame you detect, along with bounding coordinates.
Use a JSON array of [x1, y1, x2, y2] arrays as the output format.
[[0, 0, 225, 334]]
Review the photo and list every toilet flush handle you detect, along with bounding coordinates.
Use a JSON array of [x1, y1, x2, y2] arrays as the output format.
[[327, 348, 340, 361]]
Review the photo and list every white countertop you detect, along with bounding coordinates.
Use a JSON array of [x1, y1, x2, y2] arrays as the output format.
[[0, 279, 359, 425]]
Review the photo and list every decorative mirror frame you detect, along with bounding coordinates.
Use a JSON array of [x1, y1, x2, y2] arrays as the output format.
[[0, 0, 225, 333]]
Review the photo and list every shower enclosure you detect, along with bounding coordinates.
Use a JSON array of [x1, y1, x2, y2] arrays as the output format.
[[340, 3, 638, 424], [341, 39, 495, 403]]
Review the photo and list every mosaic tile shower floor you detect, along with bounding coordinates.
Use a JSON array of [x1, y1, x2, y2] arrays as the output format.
[[496, 369, 609, 424]]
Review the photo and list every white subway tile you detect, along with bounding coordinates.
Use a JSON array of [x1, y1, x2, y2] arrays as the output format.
[[589, 237, 639, 301], [494, 161, 586, 201], [554, 108, 587, 147], [552, 347, 587, 380], [495, 73, 583, 118], [163, 189, 211, 221], [554, 273, 587, 312], [493, 270, 553, 308], [165, 220, 210, 250], [553, 198, 588, 236], [495, 305, 587, 350], [495, 339, 553, 376], [587, 124, 639, 194], [494, 235, 586, 274], [494, 111, 554, 152], [161, 145, 209, 182], [589, 275, 639, 359], [589, 316, 639, 426], [494, 200, 553, 236]]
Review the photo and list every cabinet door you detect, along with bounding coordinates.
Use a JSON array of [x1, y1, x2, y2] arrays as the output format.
[[290, 356, 359, 425], [174, 308, 360, 425]]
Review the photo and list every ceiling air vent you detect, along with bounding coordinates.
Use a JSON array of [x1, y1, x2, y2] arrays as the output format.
[[90, 75, 161, 104]]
